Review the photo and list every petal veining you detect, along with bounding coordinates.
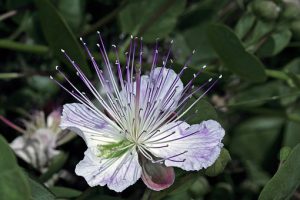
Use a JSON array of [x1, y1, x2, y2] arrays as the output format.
[[145, 120, 225, 171], [75, 148, 142, 192]]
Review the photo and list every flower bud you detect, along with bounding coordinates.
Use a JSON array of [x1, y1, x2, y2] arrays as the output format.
[[291, 20, 300, 40], [282, 1, 300, 20], [279, 146, 292, 163], [205, 148, 231, 177], [188, 177, 210, 197], [252, 1, 281, 20]]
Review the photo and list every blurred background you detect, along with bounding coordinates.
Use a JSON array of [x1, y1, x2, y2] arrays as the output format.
[[1, 0, 300, 199]]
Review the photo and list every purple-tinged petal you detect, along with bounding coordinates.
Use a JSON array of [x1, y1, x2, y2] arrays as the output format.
[[139, 155, 175, 191], [60, 103, 124, 150], [120, 67, 183, 112], [145, 120, 225, 171], [149, 67, 183, 111], [75, 148, 142, 192]]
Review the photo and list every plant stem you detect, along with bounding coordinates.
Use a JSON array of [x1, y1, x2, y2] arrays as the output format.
[[0, 10, 17, 21], [0, 115, 26, 134], [141, 188, 152, 200], [265, 69, 290, 81], [0, 39, 49, 54]]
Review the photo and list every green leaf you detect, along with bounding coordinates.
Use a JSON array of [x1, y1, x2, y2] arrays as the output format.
[[34, 0, 90, 75], [229, 81, 280, 107], [284, 106, 300, 148], [257, 29, 292, 57], [174, 23, 217, 64], [259, 144, 300, 200], [119, 0, 186, 42], [0, 135, 31, 200], [278, 84, 299, 106], [283, 121, 300, 148], [284, 58, 300, 82], [50, 186, 81, 198], [205, 148, 231, 177], [28, 177, 55, 200], [58, 0, 84, 31], [207, 24, 267, 82], [230, 116, 284, 165], [234, 13, 256, 39], [244, 20, 274, 47], [185, 98, 218, 124], [38, 152, 68, 182]]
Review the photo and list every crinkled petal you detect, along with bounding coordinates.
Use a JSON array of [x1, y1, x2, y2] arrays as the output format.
[[75, 148, 142, 192], [145, 120, 225, 171], [60, 103, 123, 151]]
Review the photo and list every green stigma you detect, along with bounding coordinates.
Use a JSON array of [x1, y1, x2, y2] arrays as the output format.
[[97, 139, 133, 159]]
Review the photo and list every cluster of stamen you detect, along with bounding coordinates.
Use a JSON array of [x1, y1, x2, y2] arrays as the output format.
[[51, 32, 222, 163]]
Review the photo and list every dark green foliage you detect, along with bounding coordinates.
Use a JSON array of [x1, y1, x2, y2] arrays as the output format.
[[1, 0, 300, 199]]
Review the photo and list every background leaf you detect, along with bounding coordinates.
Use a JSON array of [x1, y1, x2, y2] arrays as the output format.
[[28, 177, 55, 200], [50, 186, 81, 198], [0, 135, 31, 200], [207, 24, 267, 82], [119, 0, 186, 42], [259, 144, 300, 200], [34, 0, 90, 75]]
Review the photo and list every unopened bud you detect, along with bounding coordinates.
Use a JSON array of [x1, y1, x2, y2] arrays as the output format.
[[282, 2, 300, 20], [188, 177, 210, 197], [205, 148, 231, 177], [279, 146, 292, 164], [252, 1, 281, 21]]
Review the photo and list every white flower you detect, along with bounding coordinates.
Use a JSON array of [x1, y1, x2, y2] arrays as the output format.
[[53, 33, 225, 192], [10, 110, 61, 172]]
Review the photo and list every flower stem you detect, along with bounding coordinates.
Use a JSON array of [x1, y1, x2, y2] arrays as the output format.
[[0, 115, 26, 134], [141, 188, 152, 200], [0, 39, 49, 54]]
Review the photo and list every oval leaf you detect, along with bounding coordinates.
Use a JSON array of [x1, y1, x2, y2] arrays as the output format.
[[207, 24, 267, 82], [119, 0, 186, 42], [0, 135, 31, 200], [259, 144, 300, 200], [50, 186, 81, 198], [257, 29, 292, 57], [34, 0, 90, 75], [28, 177, 55, 200]]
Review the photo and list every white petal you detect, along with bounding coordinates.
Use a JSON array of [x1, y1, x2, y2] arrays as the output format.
[[75, 148, 142, 192], [149, 67, 183, 111], [120, 67, 183, 112], [10, 137, 32, 164], [145, 120, 225, 171], [10, 133, 60, 171], [60, 103, 123, 151], [46, 110, 61, 129]]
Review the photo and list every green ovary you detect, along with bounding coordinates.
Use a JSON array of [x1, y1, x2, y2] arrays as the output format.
[[97, 139, 133, 159]]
